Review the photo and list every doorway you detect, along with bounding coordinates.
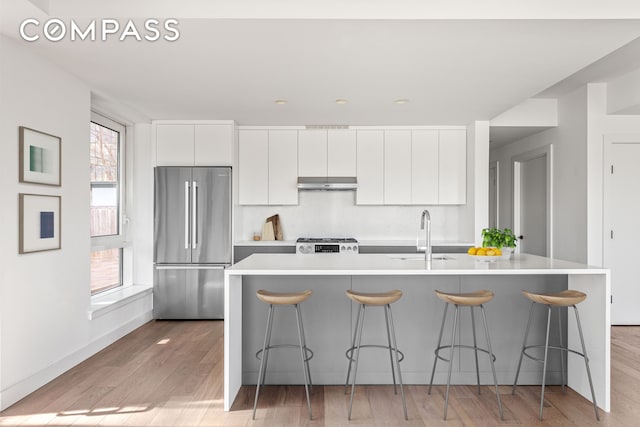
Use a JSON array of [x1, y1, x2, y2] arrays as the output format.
[[604, 135, 640, 325], [513, 145, 553, 257]]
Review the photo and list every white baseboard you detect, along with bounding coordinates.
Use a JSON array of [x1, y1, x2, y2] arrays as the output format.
[[0, 310, 153, 411]]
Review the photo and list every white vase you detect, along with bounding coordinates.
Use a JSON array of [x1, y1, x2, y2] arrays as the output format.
[[500, 247, 514, 260]]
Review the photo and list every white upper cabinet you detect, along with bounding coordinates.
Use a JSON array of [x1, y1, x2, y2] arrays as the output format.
[[237, 126, 466, 206], [327, 130, 357, 176], [411, 130, 439, 204], [356, 130, 384, 205], [298, 130, 327, 176], [156, 124, 195, 165], [438, 129, 467, 204], [384, 130, 412, 205], [268, 130, 299, 205], [155, 122, 233, 166], [238, 130, 269, 205], [194, 124, 233, 166]]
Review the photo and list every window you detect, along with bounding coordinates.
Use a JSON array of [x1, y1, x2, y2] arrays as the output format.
[[90, 112, 126, 294]]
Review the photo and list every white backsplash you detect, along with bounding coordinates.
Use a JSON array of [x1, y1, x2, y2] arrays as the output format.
[[235, 191, 464, 241]]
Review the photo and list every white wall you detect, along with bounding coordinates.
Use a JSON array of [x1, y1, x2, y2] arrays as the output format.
[[132, 123, 154, 285], [0, 35, 151, 410], [235, 192, 463, 242], [459, 121, 490, 246], [587, 83, 640, 266], [490, 86, 588, 263]]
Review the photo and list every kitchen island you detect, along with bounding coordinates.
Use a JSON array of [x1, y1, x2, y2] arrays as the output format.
[[224, 253, 610, 412]]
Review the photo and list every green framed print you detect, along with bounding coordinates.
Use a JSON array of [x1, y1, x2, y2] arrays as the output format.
[[19, 193, 61, 254], [19, 126, 61, 186]]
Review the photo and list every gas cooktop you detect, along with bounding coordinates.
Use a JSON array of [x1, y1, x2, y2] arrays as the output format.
[[296, 237, 359, 254]]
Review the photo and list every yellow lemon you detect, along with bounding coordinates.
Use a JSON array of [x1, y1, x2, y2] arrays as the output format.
[[476, 248, 487, 256], [494, 248, 502, 256], [486, 249, 496, 256], [467, 247, 477, 255]]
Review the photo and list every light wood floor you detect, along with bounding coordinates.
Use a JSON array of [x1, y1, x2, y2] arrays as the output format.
[[1, 321, 638, 426]]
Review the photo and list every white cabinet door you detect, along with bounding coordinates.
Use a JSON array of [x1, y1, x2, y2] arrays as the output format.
[[298, 130, 327, 176], [239, 130, 269, 205], [411, 130, 439, 204], [356, 130, 384, 205], [439, 129, 467, 204], [327, 130, 357, 176], [268, 130, 299, 205], [156, 124, 194, 165], [194, 124, 233, 166], [384, 130, 412, 205]]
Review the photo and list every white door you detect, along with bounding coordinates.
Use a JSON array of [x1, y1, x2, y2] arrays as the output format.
[[513, 145, 552, 257], [489, 161, 498, 228], [604, 137, 640, 325]]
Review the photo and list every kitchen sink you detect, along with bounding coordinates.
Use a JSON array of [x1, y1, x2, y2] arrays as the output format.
[[387, 254, 452, 261]]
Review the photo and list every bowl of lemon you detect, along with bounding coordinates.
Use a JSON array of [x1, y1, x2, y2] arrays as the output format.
[[467, 246, 509, 261]]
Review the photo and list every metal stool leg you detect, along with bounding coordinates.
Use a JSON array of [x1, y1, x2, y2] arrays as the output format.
[[480, 304, 504, 420], [428, 302, 449, 394], [470, 306, 481, 395], [297, 303, 313, 392], [344, 303, 363, 393], [574, 305, 600, 421], [295, 304, 313, 420], [512, 301, 536, 394], [443, 304, 459, 420], [539, 305, 552, 420], [253, 304, 274, 420], [384, 303, 398, 394], [557, 306, 566, 394], [386, 304, 408, 420], [348, 304, 366, 420]]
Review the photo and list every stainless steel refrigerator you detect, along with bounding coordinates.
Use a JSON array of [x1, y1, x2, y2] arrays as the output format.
[[153, 166, 231, 319]]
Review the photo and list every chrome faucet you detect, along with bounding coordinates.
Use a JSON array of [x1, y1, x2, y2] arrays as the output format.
[[418, 210, 432, 262]]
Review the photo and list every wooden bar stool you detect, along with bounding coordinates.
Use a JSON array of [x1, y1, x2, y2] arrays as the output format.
[[428, 290, 503, 420], [344, 289, 408, 420], [512, 290, 599, 421], [252, 289, 314, 420]]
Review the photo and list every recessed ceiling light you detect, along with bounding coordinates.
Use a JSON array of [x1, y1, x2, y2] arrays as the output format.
[[274, 99, 288, 105], [394, 99, 410, 105], [335, 99, 348, 104]]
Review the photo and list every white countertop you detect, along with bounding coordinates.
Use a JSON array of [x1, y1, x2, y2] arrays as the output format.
[[233, 240, 472, 247], [226, 253, 608, 276]]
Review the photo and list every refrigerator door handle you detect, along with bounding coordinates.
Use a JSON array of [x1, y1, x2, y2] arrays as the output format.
[[192, 180, 198, 249], [184, 180, 190, 249]]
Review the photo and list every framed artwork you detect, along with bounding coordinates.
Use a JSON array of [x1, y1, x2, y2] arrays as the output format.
[[19, 193, 61, 254], [19, 126, 61, 186]]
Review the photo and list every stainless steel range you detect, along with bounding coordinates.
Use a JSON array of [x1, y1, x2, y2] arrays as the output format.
[[296, 237, 359, 254]]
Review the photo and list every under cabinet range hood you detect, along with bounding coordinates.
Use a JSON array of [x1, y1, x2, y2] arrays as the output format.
[[297, 176, 358, 191]]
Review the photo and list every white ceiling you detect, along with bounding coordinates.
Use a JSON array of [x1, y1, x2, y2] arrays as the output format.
[[2, 0, 640, 127]]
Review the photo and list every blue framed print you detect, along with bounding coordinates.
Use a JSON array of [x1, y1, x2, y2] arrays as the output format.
[[19, 193, 61, 254]]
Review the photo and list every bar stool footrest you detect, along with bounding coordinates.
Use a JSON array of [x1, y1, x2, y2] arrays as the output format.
[[256, 345, 314, 363], [434, 344, 497, 363], [345, 345, 405, 363], [522, 344, 587, 364]]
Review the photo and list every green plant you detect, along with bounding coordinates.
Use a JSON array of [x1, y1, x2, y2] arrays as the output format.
[[481, 227, 517, 249]]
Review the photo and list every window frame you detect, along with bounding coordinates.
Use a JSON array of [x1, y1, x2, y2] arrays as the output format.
[[90, 111, 127, 295]]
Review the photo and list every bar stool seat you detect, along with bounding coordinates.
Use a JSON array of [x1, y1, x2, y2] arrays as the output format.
[[345, 289, 408, 420], [435, 289, 494, 305], [253, 289, 314, 420], [513, 289, 599, 421], [522, 289, 586, 306], [429, 289, 503, 421], [256, 289, 313, 305], [346, 289, 402, 305]]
